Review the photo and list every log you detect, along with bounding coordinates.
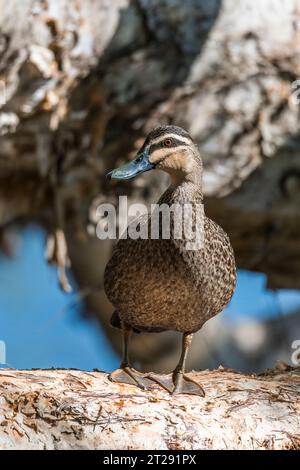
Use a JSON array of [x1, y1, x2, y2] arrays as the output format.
[[1, 0, 300, 385], [0, 366, 299, 450]]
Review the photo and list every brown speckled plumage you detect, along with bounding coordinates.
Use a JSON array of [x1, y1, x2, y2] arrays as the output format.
[[105, 128, 236, 333], [104, 125, 236, 394]]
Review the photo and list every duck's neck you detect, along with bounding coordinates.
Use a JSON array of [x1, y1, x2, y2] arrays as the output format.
[[167, 172, 203, 205]]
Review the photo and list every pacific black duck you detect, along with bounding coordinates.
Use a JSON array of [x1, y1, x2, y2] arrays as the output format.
[[105, 125, 236, 395]]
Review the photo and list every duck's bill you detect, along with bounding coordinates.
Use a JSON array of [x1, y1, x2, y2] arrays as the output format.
[[106, 149, 154, 180]]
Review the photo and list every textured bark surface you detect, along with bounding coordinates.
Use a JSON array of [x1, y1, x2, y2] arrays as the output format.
[[0, 367, 299, 450]]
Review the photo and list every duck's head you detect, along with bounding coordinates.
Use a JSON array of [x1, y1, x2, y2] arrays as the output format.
[[106, 125, 202, 185]]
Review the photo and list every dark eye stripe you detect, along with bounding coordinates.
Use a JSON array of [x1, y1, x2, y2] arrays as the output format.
[[149, 138, 187, 154]]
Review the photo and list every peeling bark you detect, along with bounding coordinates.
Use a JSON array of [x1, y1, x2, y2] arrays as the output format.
[[0, 367, 299, 450]]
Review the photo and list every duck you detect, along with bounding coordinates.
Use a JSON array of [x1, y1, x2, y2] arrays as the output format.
[[104, 125, 236, 395]]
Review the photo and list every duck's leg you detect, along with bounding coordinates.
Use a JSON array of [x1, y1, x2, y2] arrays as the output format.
[[147, 333, 205, 396], [108, 323, 150, 390], [171, 333, 205, 396]]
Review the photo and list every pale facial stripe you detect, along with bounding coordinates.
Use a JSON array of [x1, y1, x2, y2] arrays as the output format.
[[148, 133, 192, 147]]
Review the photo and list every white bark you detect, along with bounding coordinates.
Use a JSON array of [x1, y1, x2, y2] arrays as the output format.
[[0, 367, 299, 450]]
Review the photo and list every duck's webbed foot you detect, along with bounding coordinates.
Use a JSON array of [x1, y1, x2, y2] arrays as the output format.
[[109, 323, 152, 390], [144, 373, 174, 393], [146, 371, 205, 396], [109, 364, 152, 390], [172, 369, 205, 396]]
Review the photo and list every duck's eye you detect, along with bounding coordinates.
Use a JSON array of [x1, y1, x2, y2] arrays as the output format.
[[163, 138, 172, 147]]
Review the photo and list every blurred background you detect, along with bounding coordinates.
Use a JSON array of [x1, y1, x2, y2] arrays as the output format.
[[0, 0, 300, 374]]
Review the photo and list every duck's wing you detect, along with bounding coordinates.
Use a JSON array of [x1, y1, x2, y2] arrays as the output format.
[[103, 213, 151, 303]]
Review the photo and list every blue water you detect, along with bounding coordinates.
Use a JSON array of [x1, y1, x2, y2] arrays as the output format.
[[0, 225, 299, 370], [224, 270, 300, 323], [0, 226, 119, 371]]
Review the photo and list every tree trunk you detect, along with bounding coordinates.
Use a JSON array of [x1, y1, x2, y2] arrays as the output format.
[[0, 366, 299, 450]]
